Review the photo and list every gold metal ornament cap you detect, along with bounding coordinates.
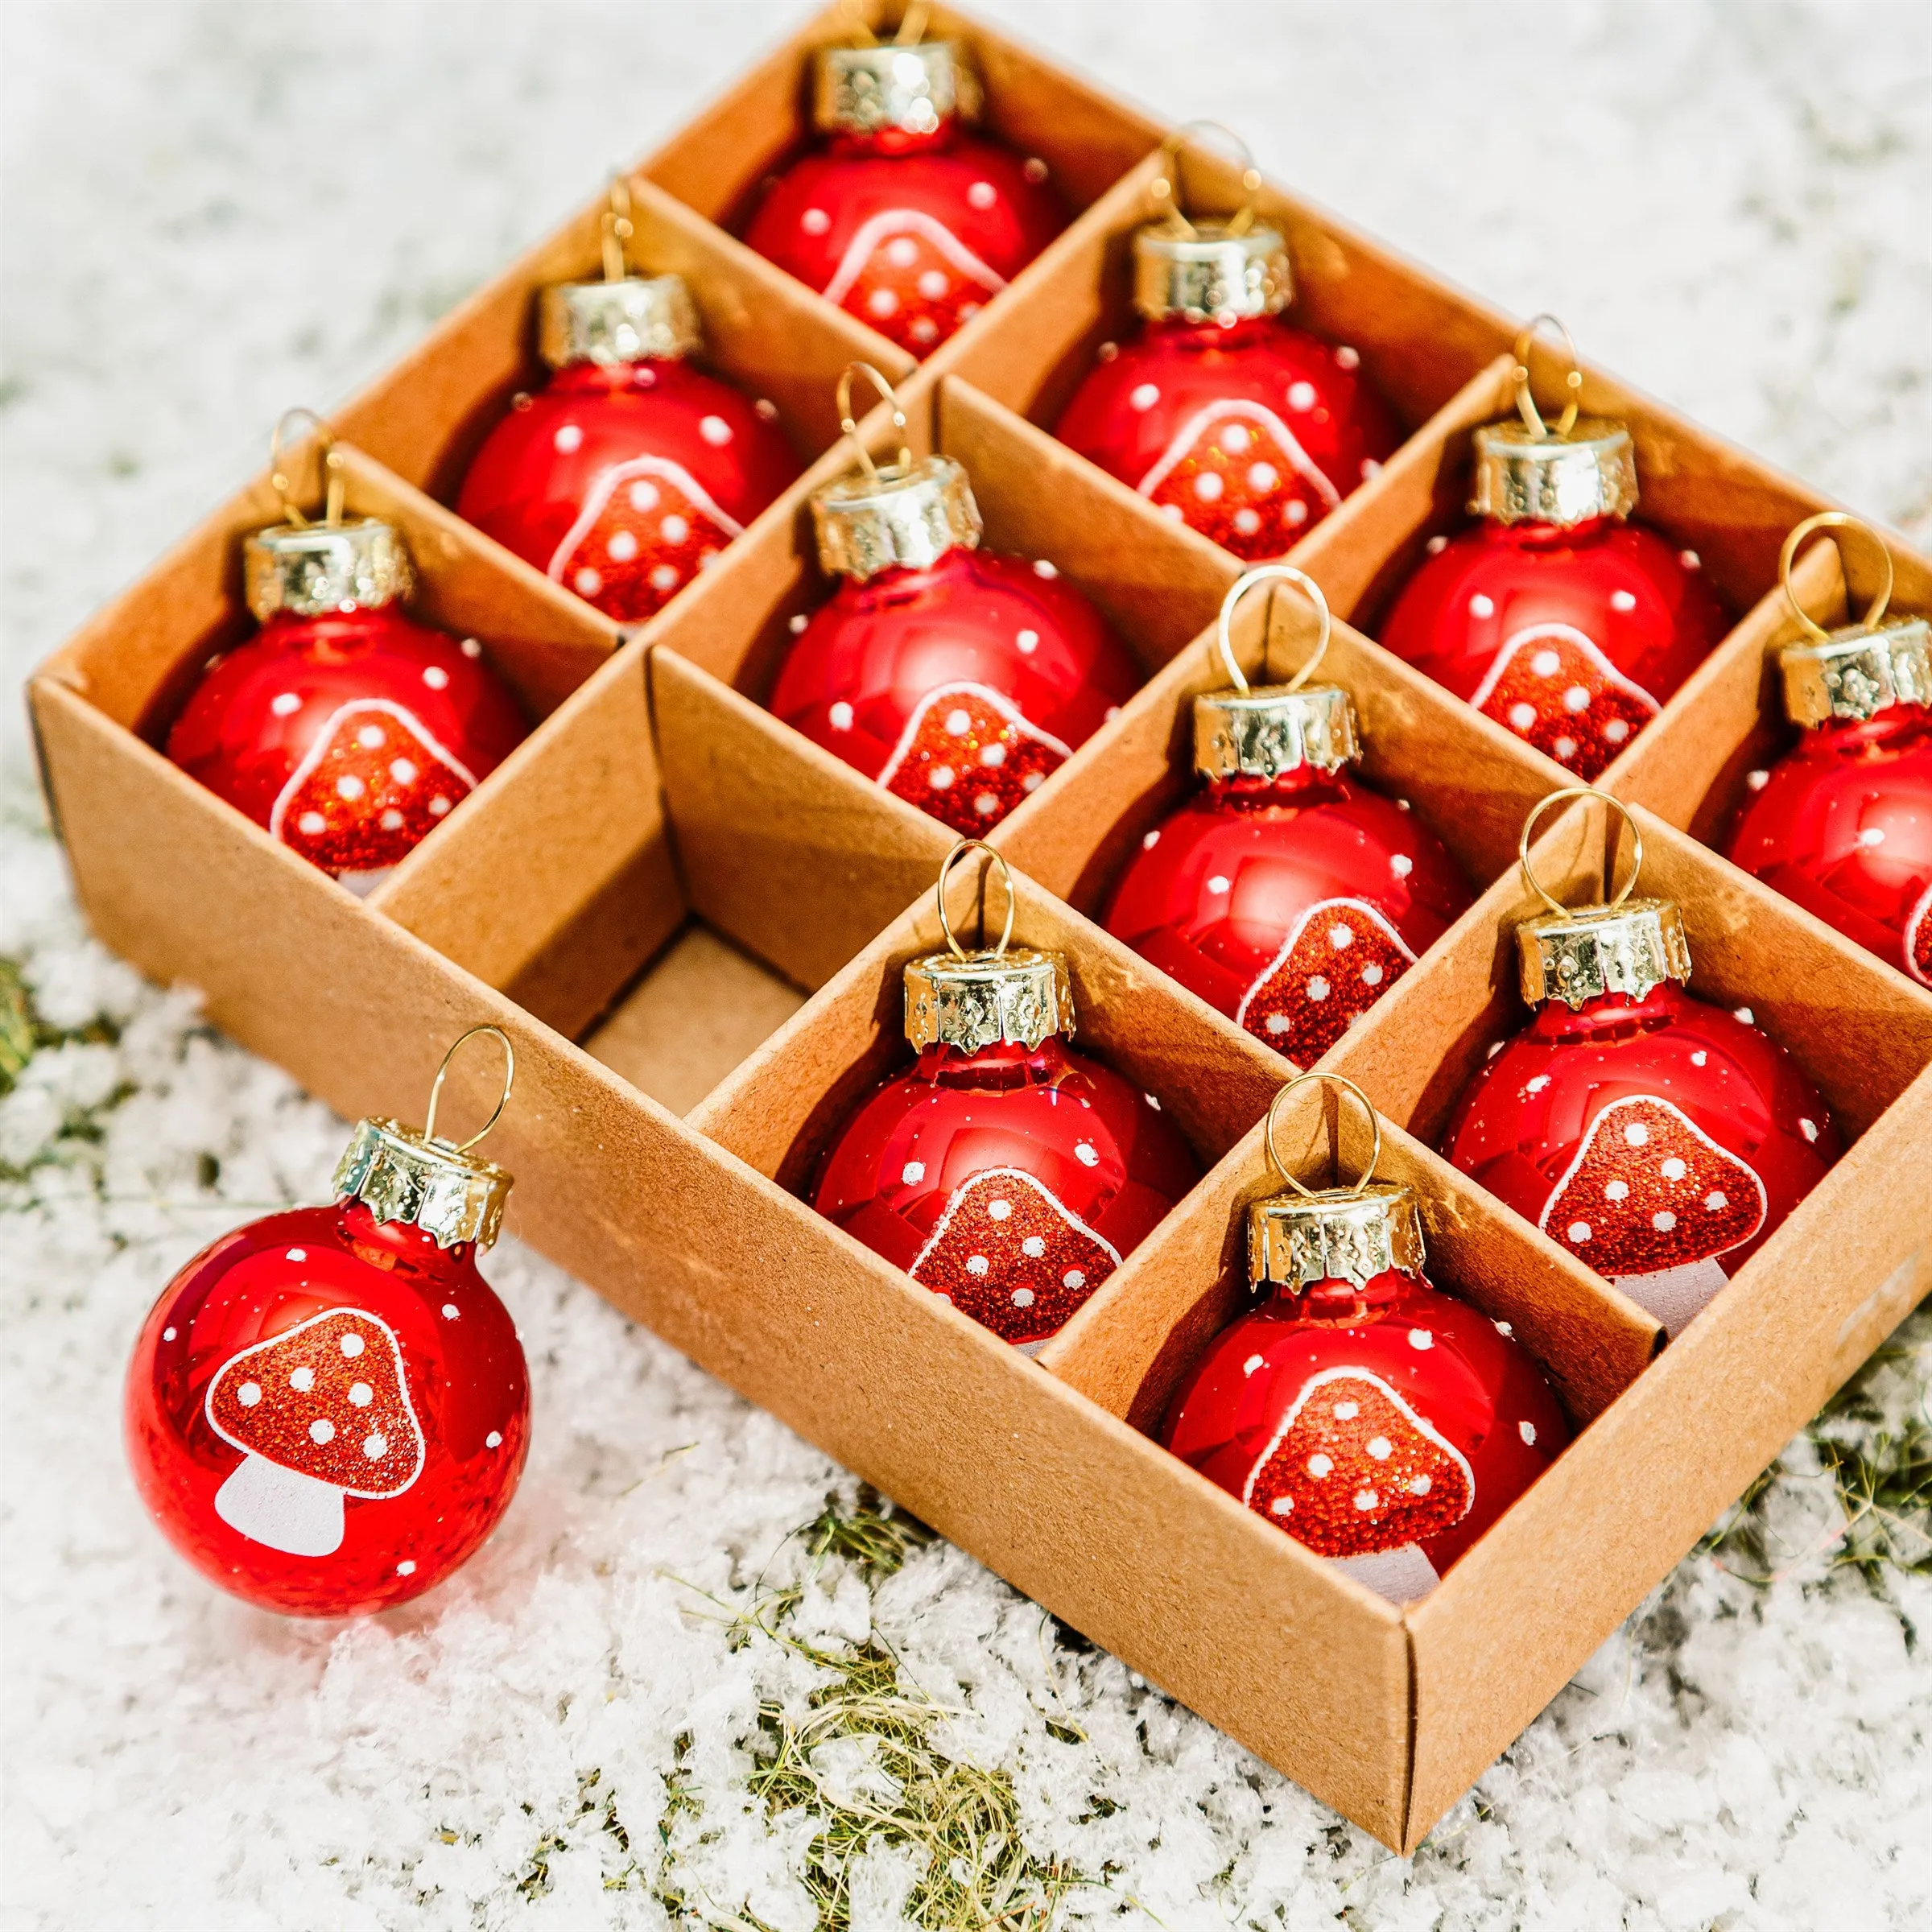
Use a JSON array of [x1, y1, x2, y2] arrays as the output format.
[[1249, 1179, 1427, 1293], [811, 452, 984, 582], [903, 946, 1075, 1054], [332, 1117, 513, 1252], [1780, 616, 1932, 727], [1133, 221, 1292, 325], [1194, 683, 1359, 782], [1517, 896, 1692, 1009], [815, 40, 980, 137], [244, 518, 415, 622], [1469, 417, 1640, 528], [539, 273, 702, 369]]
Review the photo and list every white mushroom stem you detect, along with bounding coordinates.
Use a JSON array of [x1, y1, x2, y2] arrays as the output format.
[[213, 1452, 346, 1557]]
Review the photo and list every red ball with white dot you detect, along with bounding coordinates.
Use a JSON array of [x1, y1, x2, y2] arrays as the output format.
[[770, 454, 1140, 835], [811, 935, 1200, 1351], [741, 39, 1063, 359], [123, 1113, 529, 1616], [1442, 891, 1839, 1336], [1055, 217, 1399, 558], [1104, 682, 1471, 1063], [1165, 1187, 1567, 1590], [167, 518, 527, 889], [1378, 415, 1729, 780], [1723, 607, 1932, 985], [455, 272, 799, 623]]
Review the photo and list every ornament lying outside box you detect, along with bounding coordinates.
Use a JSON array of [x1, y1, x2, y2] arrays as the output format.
[[27, 0, 1932, 1856]]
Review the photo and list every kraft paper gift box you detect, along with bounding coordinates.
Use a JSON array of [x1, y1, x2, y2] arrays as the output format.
[[27, 0, 1932, 1856]]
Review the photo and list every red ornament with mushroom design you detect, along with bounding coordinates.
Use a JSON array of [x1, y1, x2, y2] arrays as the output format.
[[770, 403, 1140, 836], [455, 217, 799, 625], [167, 452, 527, 889], [1442, 795, 1839, 1338], [1055, 134, 1399, 559], [1722, 517, 1932, 987], [811, 846, 1201, 1352], [1164, 1078, 1568, 1597], [124, 1034, 530, 1616], [741, 37, 1063, 359], [1104, 569, 1471, 1060], [1378, 325, 1729, 780]]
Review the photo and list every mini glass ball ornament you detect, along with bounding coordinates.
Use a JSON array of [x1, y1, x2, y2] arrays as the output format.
[[1442, 791, 1841, 1337], [769, 365, 1141, 835], [811, 842, 1203, 1351], [124, 1027, 532, 1616], [1724, 513, 1932, 985], [456, 180, 800, 623], [1163, 1075, 1569, 1604], [167, 413, 528, 891], [1104, 567, 1472, 1062], [1378, 317, 1730, 780], [1055, 127, 1400, 559], [742, 19, 1064, 358]]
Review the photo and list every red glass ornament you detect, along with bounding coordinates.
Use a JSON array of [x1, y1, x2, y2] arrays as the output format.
[[813, 1032, 1200, 1350], [125, 1196, 529, 1617], [1104, 753, 1470, 1064], [811, 854, 1200, 1352], [1165, 1253, 1567, 1586], [1444, 966, 1839, 1336], [1726, 704, 1932, 985], [1380, 517, 1730, 782], [456, 357, 799, 625], [744, 112, 1062, 359], [1058, 321, 1399, 559], [770, 496, 1141, 836], [167, 601, 527, 888]]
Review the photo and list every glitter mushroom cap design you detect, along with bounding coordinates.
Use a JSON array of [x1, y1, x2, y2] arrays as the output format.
[[207, 1307, 425, 1556]]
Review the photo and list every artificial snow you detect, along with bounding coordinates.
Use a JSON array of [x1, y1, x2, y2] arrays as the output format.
[[3, 4, 1930, 1928]]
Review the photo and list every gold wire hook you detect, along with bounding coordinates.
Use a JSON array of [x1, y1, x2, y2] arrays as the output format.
[[268, 408, 345, 528], [836, 361, 912, 482], [894, 0, 931, 43], [1265, 1072, 1381, 1201], [1518, 786, 1643, 920], [1779, 510, 1894, 646], [1150, 121, 1265, 238], [1214, 565, 1332, 694], [1511, 314, 1584, 441], [422, 1025, 516, 1155], [601, 174, 636, 284], [935, 839, 1017, 960], [841, 0, 877, 45]]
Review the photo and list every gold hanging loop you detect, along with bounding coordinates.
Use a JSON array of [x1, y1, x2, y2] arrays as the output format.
[[1511, 313, 1584, 441], [895, 0, 931, 43], [1779, 510, 1894, 646], [422, 1025, 516, 1155], [1150, 120, 1264, 238], [1265, 1072, 1381, 1199], [1214, 564, 1332, 694], [1518, 786, 1643, 919], [841, 0, 877, 44], [601, 173, 636, 284], [836, 361, 912, 481], [269, 407, 345, 528], [935, 838, 1017, 960]]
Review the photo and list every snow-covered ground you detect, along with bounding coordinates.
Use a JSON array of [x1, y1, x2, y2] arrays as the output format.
[[3, 6, 1928, 1927]]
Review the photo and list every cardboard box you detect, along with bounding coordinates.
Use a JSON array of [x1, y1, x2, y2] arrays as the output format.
[[27, 0, 1932, 1856]]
